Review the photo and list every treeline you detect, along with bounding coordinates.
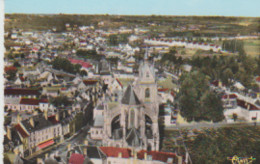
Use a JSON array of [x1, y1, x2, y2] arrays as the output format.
[[189, 55, 260, 89], [52, 57, 81, 74], [222, 39, 245, 53], [107, 34, 130, 46], [76, 49, 103, 60]]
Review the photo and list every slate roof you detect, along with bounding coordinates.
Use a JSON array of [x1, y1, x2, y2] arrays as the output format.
[[121, 85, 141, 105], [93, 115, 104, 127], [126, 128, 141, 147], [21, 114, 53, 132]]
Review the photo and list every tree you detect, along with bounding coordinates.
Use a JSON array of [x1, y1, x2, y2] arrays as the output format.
[[200, 90, 224, 122], [108, 34, 118, 46], [80, 70, 88, 76], [13, 61, 21, 68], [232, 113, 238, 122], [222, 68, 234, 86], [52, 57, 82, 74], [161, 47, 177, 71], [179, 71, 224, 122], [5, 67, 17, 80], [50, 95, 71, 107]]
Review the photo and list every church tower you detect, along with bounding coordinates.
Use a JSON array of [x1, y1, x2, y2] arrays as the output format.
[[135, 48, 158, 104], [102, 48, 160, 151]]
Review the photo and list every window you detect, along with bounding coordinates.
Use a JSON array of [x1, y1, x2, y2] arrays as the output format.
[[145, 88, 150, 98], [146, 72, 149, 78], [130, 110, 135, 128]]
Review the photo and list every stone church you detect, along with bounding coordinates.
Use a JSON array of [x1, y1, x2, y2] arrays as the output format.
[[102, 51, 160, 151]]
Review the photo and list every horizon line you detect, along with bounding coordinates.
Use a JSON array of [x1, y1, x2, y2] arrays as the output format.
[[5, 12, 260, 18]]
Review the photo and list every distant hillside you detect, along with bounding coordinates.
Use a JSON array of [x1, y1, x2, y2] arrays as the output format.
[[4, 14, 260, 36]]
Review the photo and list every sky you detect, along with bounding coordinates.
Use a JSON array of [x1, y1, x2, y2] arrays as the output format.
[[3, 0, 260, 17]]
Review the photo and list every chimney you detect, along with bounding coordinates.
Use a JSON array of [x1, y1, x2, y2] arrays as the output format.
[[29, 117, 34, 127], [17, 114, 21, 123], [45, 153, 49, 159], [144, 152, 147, 160], [118, 152, 122, 158], [247, 104, 250, 110], [83, 147, 87, 156], [55, 112, 59, 121], [44, 110, 48, 120], [84, 140, 88, 146], [68, 110, 72, 116], [7, 125, 12, 140], [67, 143, 71, 150]]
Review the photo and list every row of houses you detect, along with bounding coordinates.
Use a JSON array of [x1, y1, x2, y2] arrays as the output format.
[[144, 38, 222, 52]]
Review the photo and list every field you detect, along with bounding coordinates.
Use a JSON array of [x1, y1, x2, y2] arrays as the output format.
[[5, 14, 260, 37], [244, 39, 260, 56]]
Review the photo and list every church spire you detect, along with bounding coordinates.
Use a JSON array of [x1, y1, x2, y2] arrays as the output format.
[[144, 47, 149, 61]]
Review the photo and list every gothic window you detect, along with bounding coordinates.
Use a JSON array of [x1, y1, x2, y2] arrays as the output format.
[[145, 88, 150, 98], [130, 109, 135, 128], [146, 72, 149, 78], [115, 93, 118, 102]]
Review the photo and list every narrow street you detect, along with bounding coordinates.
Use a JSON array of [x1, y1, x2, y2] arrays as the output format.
[[29, 125, 92, 162]]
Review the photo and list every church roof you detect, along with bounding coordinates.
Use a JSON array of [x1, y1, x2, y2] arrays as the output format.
[[126, 128, 141, 147], [121, 85, 141, 105]]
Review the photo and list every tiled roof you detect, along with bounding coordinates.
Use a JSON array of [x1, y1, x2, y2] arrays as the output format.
[[137, 150, 177, 163], [158, 88, 169, 92], [68, 58, 92, 68], [116, 78, 123, 88], [99, 147, 132, 158], [237, 99, 260, 111], [39, 99, 48, 103], [38, 139, 54, 149], [48, 115, 59, 124], [83, 80, 98, 86], [15, 124, 29, 138], [20, 98, 40, 105], [4, 66, 17, 72], [5, 88, 40, 96], [222, 94, 237, 99], [256, 76, 260, 82], [69, 153, 85, 164]]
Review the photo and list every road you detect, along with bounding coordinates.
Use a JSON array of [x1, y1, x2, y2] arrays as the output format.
[[165, 122, 260, 130]]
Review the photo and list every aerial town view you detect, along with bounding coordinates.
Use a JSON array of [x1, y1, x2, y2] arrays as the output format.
[[1, 0, 260, 164]]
